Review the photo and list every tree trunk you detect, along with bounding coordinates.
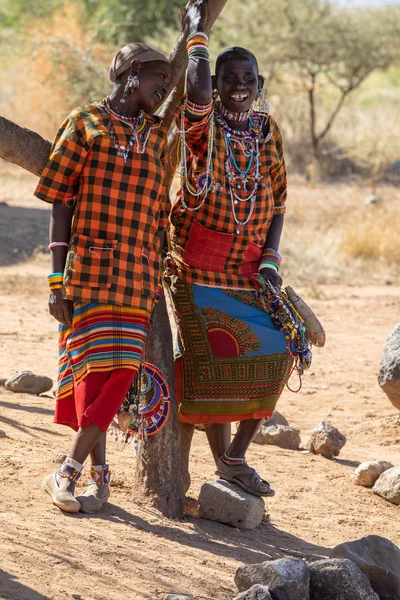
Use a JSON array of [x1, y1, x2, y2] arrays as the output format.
[[0, 0, 229, 519]]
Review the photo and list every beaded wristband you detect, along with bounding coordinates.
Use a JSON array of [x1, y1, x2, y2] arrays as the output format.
[[259, 262, 279, 274], [187, 31, 209, 61], [47, 272, 64, 292], [48, 241, 69, 250], [185, 98, 213, 118]]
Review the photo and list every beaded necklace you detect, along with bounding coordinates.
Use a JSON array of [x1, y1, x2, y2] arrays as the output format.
[[215, 106, 263, 234], [101, 96, 152, 161], [179, 103, 215, 211], [220, 103, 251, 122]]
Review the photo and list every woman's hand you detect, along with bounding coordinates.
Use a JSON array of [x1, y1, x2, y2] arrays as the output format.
[[48, 290, 73, 327], [259, 267, 282, 289], [181, 0, 208, 34]]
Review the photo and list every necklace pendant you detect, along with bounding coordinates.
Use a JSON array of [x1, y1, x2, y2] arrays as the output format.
[[234, 199, 238, 205], [236, 228, 240, 235], [114, 143, 119, 149]]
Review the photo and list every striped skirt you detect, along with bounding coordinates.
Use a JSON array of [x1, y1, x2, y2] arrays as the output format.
[[55, 303, 150, 430]]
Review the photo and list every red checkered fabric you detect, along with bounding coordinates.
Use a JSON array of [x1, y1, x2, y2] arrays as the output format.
[[35, 103, 169, 310], [168, 104, 287, 290]]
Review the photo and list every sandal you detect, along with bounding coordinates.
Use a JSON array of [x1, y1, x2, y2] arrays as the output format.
[[216, 457, 275, 498]]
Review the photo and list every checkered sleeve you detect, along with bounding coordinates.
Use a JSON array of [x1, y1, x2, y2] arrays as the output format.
[[269, 116, 287, 215], [157, 141, 171, 231], [34, 111, 89, 205]]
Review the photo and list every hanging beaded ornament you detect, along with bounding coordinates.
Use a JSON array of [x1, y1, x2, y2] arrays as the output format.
[[251, 274, 313, 391], [110, 363, 171, 451]]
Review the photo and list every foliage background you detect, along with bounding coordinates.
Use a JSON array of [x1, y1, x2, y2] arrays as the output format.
[[1, 0, 400, 282]]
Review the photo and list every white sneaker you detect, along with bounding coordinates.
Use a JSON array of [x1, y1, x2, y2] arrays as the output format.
[[41, 472, 81, 513], [76, 484, 110, 514]]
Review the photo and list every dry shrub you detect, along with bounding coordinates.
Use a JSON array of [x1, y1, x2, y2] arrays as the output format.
[[340, 201, 400, 264], [0, 1, 111, 139]]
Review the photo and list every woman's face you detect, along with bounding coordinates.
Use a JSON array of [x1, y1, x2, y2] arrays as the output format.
[[216, 57, 260, 114], [135, 60, 172, 113]]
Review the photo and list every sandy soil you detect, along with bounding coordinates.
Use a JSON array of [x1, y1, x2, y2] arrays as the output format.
[[0, 169, 399, 600]]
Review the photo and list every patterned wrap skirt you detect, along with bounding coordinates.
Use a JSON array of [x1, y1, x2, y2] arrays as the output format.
[[171, 281, 293, 424], [55, 303, 150, 431]]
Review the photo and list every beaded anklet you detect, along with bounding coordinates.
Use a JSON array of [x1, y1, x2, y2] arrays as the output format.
[[58, 462, 82, 482], [90, 464, 111, 485]]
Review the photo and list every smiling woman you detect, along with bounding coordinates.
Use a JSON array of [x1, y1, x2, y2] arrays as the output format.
[[33, 42, 171, 515], [165, 0, 291, 500]]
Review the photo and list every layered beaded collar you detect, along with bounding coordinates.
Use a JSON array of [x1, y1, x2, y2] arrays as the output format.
[[220, 103, 251, 122], [101, 96, 145, 127]]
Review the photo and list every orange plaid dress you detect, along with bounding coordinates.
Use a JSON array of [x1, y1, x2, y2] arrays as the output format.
[[167, 105, 287, 289], [35, 102, 168, 431], [35, 102, 168, 311], [166, 103, 292, 424]]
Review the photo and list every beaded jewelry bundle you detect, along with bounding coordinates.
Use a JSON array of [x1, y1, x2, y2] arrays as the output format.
[[110, 363, 171, 453], [251, 274, 313, 391]]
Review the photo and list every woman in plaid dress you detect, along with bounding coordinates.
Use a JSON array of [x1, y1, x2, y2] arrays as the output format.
[[166, 0, 292, 498], [35, 44, 171, 513]]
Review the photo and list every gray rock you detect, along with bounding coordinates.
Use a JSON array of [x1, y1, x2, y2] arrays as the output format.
[[309, 559, 379, 600], [378, 323, 400, 411], [5, 371, 53, 395], [163, 596, 193, 600], [352, 460, 394, 487], [307, 421, 346, 458], [331, 535, 400, 600], [372, 465, 400, 505], [233, 585, 273, 600], [198, 480, 265, 530], [265, 411, 289, 427], [235, 557, 310, 599], [253, 424, 301, 450], [0, 429, 7, 439]]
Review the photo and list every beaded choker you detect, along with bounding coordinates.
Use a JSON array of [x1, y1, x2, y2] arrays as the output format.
[[220, 103, 251, 122]]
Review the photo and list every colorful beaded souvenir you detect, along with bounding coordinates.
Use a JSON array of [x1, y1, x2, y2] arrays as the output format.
[[111, 363, 171, 449]]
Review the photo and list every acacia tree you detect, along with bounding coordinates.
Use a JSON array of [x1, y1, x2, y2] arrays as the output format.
[[0, 0, 228, 519], [214, 0, 400, 163]]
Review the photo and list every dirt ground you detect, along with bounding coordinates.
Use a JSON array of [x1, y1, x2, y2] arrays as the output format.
[[0, 169, 399, 600]]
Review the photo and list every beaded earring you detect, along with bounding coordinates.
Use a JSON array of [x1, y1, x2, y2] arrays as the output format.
[[212, 88, 220, 103], [123, 60, 140, 99], [256, 88, 270, 115]]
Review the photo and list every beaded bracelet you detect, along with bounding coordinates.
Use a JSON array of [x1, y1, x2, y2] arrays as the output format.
[[47, 272, 64, 292], [185, 98, 213, 118], [187, 31, 209, 61], [258, 248, 282, 273], [48, 242, 69, 250]]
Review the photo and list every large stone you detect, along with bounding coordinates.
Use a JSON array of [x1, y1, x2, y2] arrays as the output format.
[[352, 461, 394, 488], [378, 322, 400, 410], [265, 411, 289, 427], [233, 585, 273, 600], [372, 465, 400, 505], [198, 480, 264, 530], [331, 535, 400, 600], [5, 371, 53, 395], [309, 559, 379, 600], [307, 421, 346, 458], [253, 424, 301, 450], [235, 557, 310, 599]]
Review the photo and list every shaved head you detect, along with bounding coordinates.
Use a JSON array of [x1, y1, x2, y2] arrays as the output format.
[[215, 47, 258, 76]]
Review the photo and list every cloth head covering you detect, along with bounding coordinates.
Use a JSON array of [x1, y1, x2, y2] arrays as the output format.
[[108, 43, 169, 82]]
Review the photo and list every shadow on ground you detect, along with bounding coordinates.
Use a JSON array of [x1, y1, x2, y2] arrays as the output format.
[[80, 502, 330, 565], [0, 570, 52, 600], [0, 204, 49, 266]]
